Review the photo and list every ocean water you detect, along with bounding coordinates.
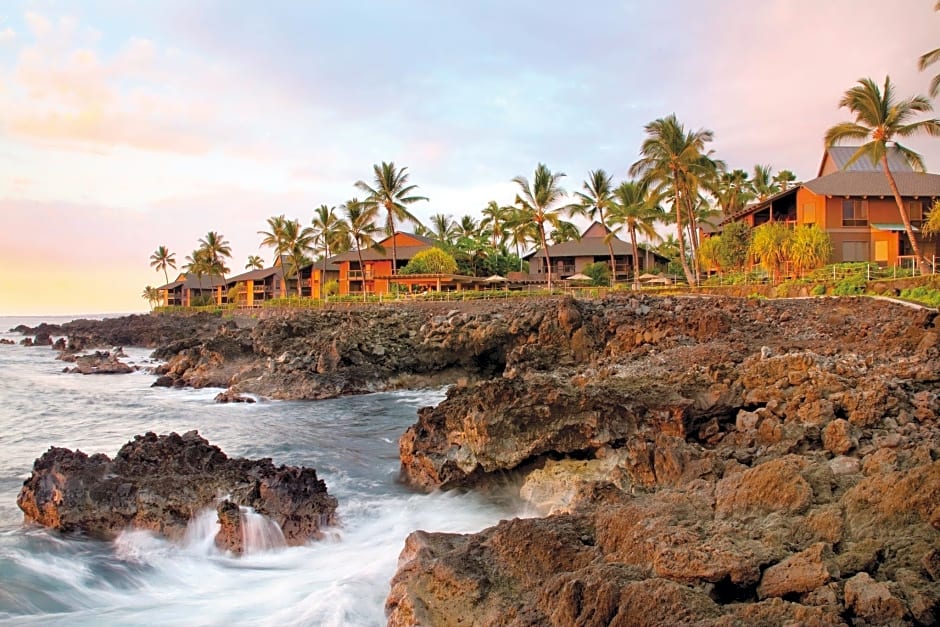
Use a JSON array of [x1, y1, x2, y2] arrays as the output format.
[[0, 316, 520, 626]]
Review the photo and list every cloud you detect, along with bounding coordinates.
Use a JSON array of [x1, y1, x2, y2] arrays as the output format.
[[0, 27, 14, 44]]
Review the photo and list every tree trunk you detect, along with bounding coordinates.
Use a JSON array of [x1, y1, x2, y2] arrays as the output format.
[[882, 155, 928, 275], [356, 242, 367, 302], [672, 180, 696, 286], [538, 222, 553, 291], [629, 225, 641, 289], [387, 206, 398, 276]]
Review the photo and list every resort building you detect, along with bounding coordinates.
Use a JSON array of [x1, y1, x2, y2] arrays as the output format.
[[156, 273, 228, 307], [523, 222, 669, 281], [723, 147, 940, 267], [225, 255, 339, 305], [329, 232, 438, 296]]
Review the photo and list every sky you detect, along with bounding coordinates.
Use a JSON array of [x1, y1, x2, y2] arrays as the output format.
[[1, 0, 939, 315]]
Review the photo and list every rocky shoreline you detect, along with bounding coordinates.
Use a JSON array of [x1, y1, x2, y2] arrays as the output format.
[[11, 295, 940, 624]]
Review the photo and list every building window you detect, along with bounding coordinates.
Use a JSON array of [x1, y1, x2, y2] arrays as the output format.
[[803, 203, 816, 224], [906, 200, 925, 224], [842, 241, 868, 262], [842, 199, 868, 227]]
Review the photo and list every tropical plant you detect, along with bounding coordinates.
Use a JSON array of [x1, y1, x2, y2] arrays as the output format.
[[281, 219, 316, 297], [505, 207, 539, 271], [141, 285, 160, 309], [480, 201, 512, 250], [150, 245, 177, 286], [716, 221, 751, 271], [920, 1, 940, 98], [773, 169, 797, 192], [258, 215, 290, 264], [245, 255, 265, 270], [581, 262, 611, 287], [512, 163, 567, 289], [610, 179, 663, 287], [340, 197, 383, 298], [714, 169, 753, 216], [631, 114, 717, 285], [751, 164, 778, 201], [922, 200, 940, 236], [312, 204, 345, 298], [749, 221, 791, 283], [183, 247, 213, 300], [198, 231, 232, 281], [697, 236, 723, 274], [428, 213, 456, 246], [549, 221, 581, 244], [355, 162, 428, 275], [788, 225, 833, 276], [399, 247, 458, 275], [825, 76, 940, 275], [567, 169, 618, 285]]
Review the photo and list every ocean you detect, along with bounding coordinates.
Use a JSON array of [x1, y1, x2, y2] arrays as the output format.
[[0, 315, 520, 626]]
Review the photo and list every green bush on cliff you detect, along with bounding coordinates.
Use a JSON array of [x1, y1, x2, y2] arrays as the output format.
[[832, 274, 867, 296], [900, 286, 940, 307]]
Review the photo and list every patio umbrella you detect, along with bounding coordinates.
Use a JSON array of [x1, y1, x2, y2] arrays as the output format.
[[637, 273, 660, 281], [565, 273, 592, 281], [483, 275, 508, 282]]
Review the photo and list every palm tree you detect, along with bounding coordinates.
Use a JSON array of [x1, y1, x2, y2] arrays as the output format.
[[141, 286, 160, 310], [631, 115, 716, 285], [312, 204, 344, 299], [258, 215, 292, 295], [183, 248, 213, 302], [480, 201, 511, 250], [610, 180, 663, 287], [550, 221, 581, 245], [750, 164, 778, 201], [341, 197, 382, 299], [512, 163, 567, 290], [567, 169, 617, 285], [246, 255, 264, 270], [505, 207, 538, 271], [714, 169, 753, 217], [429, 213, 457, 246], [198, 231, 232, 282], [773, 169, 798, 192], [919, 1, 940, 98], [750, 222, 791, 284], [150, 245, 176, 286], [355, 162, 428, 275], [825, 76, 940, 275], [277, 219, 316, 297]]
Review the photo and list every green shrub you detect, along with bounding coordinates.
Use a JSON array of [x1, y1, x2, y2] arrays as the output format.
[[582, 262, 611, 286], [832, 274, 867, 296], [900, 286, 940, 307], [810, 284, 827, 296]]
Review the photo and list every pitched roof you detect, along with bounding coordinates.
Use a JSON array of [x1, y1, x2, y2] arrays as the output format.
[[523, 222, 669, 262], [803, 171, 940, 197], [720, 186, 799, 225], [819, 146, 915, 176], [227, 266, 284, 283], [156, 273, 227, 290], [329, 232, 434, 263]]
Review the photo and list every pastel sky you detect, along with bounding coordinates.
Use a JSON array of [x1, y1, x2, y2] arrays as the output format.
[[1, 1, 938, 314]]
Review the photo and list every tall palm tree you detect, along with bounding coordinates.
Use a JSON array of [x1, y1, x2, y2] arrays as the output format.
[[610, 180, 663, 287], [246, 255, 264, 270], [919, 1, 940, 98], [183, 248, 213, 302], [773, 169, 797, 192], [150, 245, 176, 286], [567, 169, 618, 285], [258, 215, 292, 295], [312, 204, 344, 299], [198, 231, 232, 281], [429, 213, 456, 246], [505, 207, 538, 271], [276, 219, 316, 297], [550, 221, 581, 245], [825, 76, 940, 274], [512, 163, 567, 290], [480, 201, 511, 250], [630, 115, 715, 285], [341, 197, 382, 299], [355, 162, 428, 275]]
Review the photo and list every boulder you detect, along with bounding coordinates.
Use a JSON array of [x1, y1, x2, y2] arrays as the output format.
[[66, 351, 134, 375], [16, 431, 337, 554]]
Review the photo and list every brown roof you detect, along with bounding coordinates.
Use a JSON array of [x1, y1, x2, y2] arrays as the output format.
[[227, 266, 284, 284], [720, 186, 799, 225], [524, 222, 669, 262], [157, 273, 227, 291], [803, 171, 940, 197], [329, 233, 434, 264]]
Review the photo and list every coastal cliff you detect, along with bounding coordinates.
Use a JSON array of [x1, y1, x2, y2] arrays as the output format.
[[14, 295, 940, 623]]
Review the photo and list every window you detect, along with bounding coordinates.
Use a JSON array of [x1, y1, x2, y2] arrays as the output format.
[[803, 203, 816, 224], [842, 199, 868, 227], [842, 241, 868, 262], [906, 200, 925, 224]]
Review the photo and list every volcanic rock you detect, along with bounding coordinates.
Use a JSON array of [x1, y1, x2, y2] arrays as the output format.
[[66, 350, 134, 375], [17, 431, 337, 554]]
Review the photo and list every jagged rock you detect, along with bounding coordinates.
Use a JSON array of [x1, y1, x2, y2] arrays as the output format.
[[17, 431, 337, 554], [0, 338, 14, 345], [214, 390, 256, 403], [33, 332, 53, 346], [756, 542, 839, 599], [822, 418, 856, 455], [844, 572, 907, 624], [66, 351, 133, 375]]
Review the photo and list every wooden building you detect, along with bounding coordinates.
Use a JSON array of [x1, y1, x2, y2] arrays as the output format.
[[329, 232, 437, 296]]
